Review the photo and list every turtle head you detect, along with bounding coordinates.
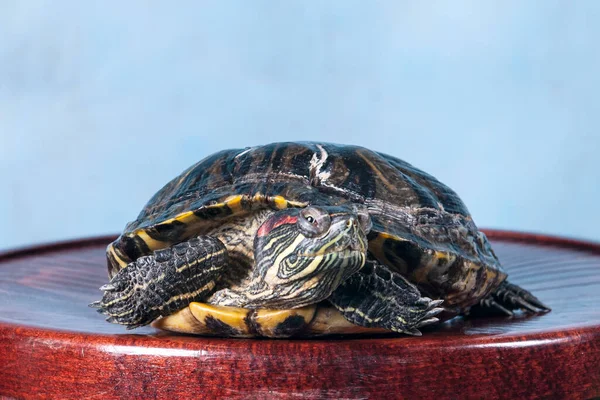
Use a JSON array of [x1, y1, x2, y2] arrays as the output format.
[[245, 205, 371, 309]]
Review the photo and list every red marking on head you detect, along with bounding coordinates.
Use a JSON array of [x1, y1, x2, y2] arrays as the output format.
[[257, 215, 298, 237]]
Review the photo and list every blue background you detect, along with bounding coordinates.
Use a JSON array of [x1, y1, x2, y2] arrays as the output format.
[[1, 1, 599, 250]]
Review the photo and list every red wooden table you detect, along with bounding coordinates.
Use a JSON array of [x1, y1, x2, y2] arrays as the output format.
[[0, 231, 599, 399]]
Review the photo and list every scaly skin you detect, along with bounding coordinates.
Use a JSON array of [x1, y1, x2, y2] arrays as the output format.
[[92, 206, 445, 336]]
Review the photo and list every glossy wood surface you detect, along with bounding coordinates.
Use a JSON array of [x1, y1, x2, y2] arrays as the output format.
[[0, 231, 599, 399]]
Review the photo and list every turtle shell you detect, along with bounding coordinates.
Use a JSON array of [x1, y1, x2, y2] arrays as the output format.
[[108, 142, 505, 313]]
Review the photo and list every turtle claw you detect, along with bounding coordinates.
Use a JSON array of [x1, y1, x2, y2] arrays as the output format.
[[470, 281, 551, 317], [100, 283, 117, 292], [400, 300, 444, 333], [96, 308, 110, 315], [416, 317, 440, 328], [405, 327, 422, 336], [502, 281, 551, 312], [417, 297, 432, 305], [424, 307, 444, 320], [514, 296, 544, 313], [417, 298, 443, 309], [88, 300, 102, 308], [430, 299, 444, 308], [488, 299, 513, 316]]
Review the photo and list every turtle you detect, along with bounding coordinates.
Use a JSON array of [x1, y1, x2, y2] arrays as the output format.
[[91, 142, 550, 338]]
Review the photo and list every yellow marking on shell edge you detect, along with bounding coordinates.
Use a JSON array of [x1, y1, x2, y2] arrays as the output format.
[[225, 195, 244, 213], [107, 244, 128, 269], [136, 231, 169, 251], [172, 210, 200, 225], [254, 306, 316, 337], [433, 251, 450, 263], [253, 193, 266, 202], [131, 212, 202, 249], [155, 304, 317, 337], [368, 233, 410, 273], [154, 305, 391, 337], [271, 195, 288, 209], [152, 307, 215, 335], [374, 232, 403, 241], [189, 303, 251, 333]]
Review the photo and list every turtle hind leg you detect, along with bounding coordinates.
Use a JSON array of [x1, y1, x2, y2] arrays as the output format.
[[470, 281, 551, 317], [328, 260, 444, 336], [90, 236, 228, 329]]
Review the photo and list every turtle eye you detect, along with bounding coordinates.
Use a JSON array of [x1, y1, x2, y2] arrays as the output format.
[[298, 207, 331, 237]]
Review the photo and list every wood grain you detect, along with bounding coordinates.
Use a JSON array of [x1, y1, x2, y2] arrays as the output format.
[[0, 231, 599, 399]]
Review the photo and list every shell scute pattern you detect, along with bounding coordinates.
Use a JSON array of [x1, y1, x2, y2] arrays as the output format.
[[109, 142, 503, 310]]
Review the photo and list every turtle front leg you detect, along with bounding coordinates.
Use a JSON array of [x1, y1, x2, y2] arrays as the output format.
[[328, 260, 444, 336], [90, 236, 228, 329]]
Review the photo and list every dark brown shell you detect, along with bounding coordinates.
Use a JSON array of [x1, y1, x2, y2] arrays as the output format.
[[109, 142, 505, 313]]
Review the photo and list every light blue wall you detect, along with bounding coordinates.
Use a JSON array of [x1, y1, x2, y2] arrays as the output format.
[[1, 1, 599, 250]]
